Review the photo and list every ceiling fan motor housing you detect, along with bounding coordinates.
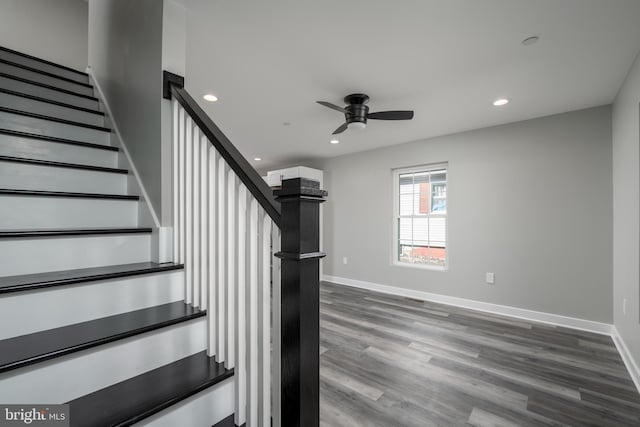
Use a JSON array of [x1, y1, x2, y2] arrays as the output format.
[[344, 94, 370, 125], [316, 93, 413, 134]]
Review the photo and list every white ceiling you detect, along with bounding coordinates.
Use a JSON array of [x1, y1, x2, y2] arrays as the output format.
[[183, 0, 640, 172]]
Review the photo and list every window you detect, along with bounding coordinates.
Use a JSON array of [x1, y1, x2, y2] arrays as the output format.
[[393, 164, 447, 270]]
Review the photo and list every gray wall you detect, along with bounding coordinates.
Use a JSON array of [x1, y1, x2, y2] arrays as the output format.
[[160, 0, 187, 226], [318, 106, 613, 323], [88, 0, 164, 218], [613, 51, 640, 365], [0, 0, 88, 70]]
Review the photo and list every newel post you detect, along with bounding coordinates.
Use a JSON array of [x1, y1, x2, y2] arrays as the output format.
[[274, 178, 327, 427]]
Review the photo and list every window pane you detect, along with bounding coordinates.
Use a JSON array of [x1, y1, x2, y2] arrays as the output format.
[[429, 217, 446, 247], [398, 217, 413, 246], [413, 172, 429, 184], [412, 217, 429, 246], [398, 173, 414, 187], [399, 192, 414, 216], [431, 183, 446, 213], [430, 171, 446, 183], [396, 166, 447, 268], [418, 182, 430, 214]]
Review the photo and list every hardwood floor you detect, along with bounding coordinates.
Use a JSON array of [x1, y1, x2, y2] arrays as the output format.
[[319, 282, 640, 427]]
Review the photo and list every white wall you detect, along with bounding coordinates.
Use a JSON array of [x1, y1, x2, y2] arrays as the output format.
[[318, 106, 613, 323], [0, 0, 88, 70], [88, 0, 164, 219], [612, 51, 640, 368]]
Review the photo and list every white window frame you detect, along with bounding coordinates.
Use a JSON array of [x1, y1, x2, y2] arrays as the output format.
[[392, 163, 449, 271]]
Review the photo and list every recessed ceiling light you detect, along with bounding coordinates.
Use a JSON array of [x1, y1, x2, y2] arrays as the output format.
[[203, 94, 218, 102], [522, 36, 540, 46], [330, 139, 340, 144], [254, 157, 262, 161], [493, 98, 510, 107]]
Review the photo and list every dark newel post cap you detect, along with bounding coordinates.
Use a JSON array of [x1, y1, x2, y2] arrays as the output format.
[[162, 70, 185, 100], [274, 178, 328, 200]]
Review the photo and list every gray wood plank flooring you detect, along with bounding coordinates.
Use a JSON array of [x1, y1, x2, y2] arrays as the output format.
[[319, 282, 640, 427]]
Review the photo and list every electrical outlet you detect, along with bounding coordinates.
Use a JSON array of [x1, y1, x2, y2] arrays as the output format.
[[623, 298, 627, 315], [342, 257, 348, 265], [486, 272, 495, 284]]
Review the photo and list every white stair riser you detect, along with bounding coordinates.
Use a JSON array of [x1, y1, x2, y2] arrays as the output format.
[[0, 318, 206, 403], [0, 196, 138, 228], [0, 271, 185, 340], [0, 76, 99, 110], [0, 51, 89, 85], [0, 110, 110, 146], [0, 134, 117, 168], [135, 378, 234, 427], [0, 91, 104, 127], [0, 234, 151, 276], [0, 162, 127, 194], [0, 62, 94, 97]]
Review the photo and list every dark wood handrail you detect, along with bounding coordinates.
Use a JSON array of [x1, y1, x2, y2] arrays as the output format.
[[163, 71, 281, 227]]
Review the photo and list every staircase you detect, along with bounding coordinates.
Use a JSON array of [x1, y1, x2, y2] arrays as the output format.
[[0, 46, 234, 426]]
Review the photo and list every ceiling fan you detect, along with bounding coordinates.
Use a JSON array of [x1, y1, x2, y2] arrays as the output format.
[[316, 93, 414, 135]]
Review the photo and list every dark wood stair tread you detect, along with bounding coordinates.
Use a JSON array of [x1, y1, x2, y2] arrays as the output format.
[[0, 227, 152, 238], [0, 128, 118, 151], [0, 155, 128, 174], [213, 415, 244, 427], [68, 351, 233, 427], [0, 189, 138, 200], [0, 262, 183, 294], [0, 302, 205, 374], [0, 45, 89, 78], [0, 88, 104, 115], [0, 58, 93, 88], [0, 72, 98, 101], [0, 107, 110, 132], [0, 129, 120, 151]]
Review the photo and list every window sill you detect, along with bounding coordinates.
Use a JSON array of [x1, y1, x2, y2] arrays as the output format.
[[393, 261, 448, 272]]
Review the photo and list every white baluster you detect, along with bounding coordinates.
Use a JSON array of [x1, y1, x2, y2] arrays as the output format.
[[227, 171, 236, 369], [260, 215, 272, 426], [271, 225, 282, 427], [172, 100, 179, 263], [235, 185, 248, 426], [185, 118, 194, 304], [178, 108, 186, 267], [207, 148, 218, 357], [200, 134, 209, 310], [247, 199, 259, 427], [192, 127, 201, 308], [217, 157, 227, 361]]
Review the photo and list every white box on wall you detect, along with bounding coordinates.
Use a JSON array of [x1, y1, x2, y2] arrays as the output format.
[[266, 166, 323, 187]]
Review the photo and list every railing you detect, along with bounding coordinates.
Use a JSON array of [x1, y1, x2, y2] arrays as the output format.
[[163, 71, 325, 427]]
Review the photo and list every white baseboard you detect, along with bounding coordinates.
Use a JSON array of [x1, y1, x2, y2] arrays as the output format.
[[612, 327, 640, 394], [322, 274, 614, 335]]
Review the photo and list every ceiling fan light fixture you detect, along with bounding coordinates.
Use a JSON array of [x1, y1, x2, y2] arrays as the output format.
[[330, 139, 340, 144], [317, 94, 414, 135]]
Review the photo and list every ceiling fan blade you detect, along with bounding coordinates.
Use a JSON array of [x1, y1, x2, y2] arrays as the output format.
[[332, 123, 348, 134], [367, 110, 414, 120], [317, 101, 347, 113]]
